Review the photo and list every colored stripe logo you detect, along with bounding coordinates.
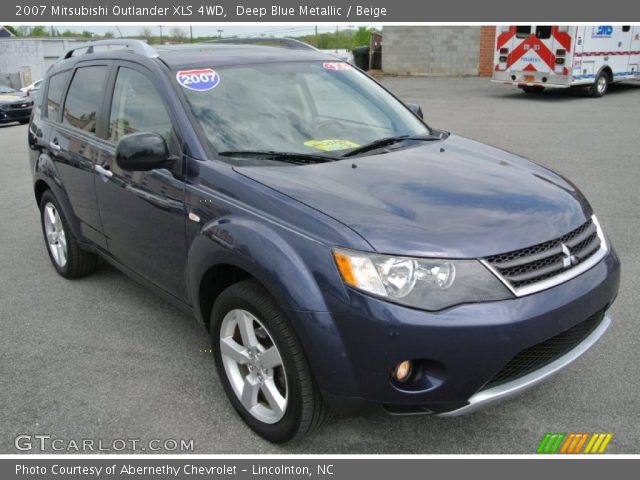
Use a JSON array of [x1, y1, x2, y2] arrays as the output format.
[[537, 433, 613, 454]]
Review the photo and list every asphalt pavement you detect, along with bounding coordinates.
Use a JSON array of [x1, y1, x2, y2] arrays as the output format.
[[1, 76, 638, 453]]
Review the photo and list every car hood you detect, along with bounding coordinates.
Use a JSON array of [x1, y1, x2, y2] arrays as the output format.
[[0, 94, 28, 103], [234, 135, 591, 258]]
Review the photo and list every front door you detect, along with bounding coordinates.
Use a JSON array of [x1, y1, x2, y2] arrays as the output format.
[[94, 63, 188, 300]]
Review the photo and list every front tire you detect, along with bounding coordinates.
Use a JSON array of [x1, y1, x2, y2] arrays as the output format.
[[39, 190, 97, 279], [211, 279, 330, 442]]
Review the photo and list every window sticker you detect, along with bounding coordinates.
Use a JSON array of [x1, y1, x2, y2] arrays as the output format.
[[176, 68, 220, 91], [323, 62, 353, 71], [304, 139, 360, 151]]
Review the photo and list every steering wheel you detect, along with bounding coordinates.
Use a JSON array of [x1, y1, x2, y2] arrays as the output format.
[[308, 119, 349, 137]]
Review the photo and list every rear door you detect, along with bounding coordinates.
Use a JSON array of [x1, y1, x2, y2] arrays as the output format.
[[629, 26, 640, 75], [93, 62, 188, 300], [499, 26, 571, 82], [47, 62, 111, 249]]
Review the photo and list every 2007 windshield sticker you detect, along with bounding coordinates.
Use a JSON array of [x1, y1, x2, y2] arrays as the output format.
[[176, 69, 220, 91]]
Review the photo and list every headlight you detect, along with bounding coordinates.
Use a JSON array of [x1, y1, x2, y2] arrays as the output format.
[[333, 248, 513, 311]]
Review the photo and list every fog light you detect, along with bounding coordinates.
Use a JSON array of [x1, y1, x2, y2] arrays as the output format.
[[393, 360, 413, 382]]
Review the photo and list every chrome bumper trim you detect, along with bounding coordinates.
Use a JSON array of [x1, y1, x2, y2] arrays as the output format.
[[438, 313, 611, 417]]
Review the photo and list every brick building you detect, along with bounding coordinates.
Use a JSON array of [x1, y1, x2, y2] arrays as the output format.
[[382, 26, 497, 76]]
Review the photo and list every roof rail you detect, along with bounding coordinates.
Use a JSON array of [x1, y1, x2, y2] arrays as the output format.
[[203, 38, 317, 51], [63, 39, 158, 59]]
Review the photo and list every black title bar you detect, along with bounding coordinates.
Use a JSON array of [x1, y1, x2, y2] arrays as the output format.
[[3, 0, 639, 22]]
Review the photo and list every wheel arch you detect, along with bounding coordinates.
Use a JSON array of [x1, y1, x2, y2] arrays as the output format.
[[33, 174, 85, 243], [188, 216, 343, 331], [34, 178, 50, 206], [597, 65, 613, 82], [197, 262, 253, 332]]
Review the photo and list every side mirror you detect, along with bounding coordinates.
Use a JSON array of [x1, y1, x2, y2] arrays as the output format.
[[406, 103, 424, 119], [115, 132, 172, 171]]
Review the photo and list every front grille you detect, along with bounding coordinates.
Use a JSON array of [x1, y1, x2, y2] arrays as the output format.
[[482, 310, 605, 390], [486, 218, 602, 290]]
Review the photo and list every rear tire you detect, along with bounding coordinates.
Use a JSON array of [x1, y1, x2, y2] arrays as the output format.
[[39, 190, 98, 279], [211, 279, 331, 442], [520, 86, 545, 94], [589, 71, 609, 97]]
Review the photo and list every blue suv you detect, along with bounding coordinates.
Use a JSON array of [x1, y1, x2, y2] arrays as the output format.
[[28, 39, 620, 442]]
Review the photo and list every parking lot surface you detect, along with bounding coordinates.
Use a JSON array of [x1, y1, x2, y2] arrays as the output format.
[[1, 76, 638, 453]]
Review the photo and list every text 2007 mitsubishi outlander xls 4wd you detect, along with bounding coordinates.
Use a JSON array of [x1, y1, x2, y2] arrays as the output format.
[[28, 40, 620, 442]]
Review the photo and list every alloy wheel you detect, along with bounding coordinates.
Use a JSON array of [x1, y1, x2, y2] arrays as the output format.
[[219, 309, 288, 424], [43, 202, 68, 268]]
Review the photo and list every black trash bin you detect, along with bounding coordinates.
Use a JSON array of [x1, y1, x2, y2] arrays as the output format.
[[351, 46, 370, 71]]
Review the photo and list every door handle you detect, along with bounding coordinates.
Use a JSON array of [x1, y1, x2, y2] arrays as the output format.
[[48, 141, 61, 152], [95, 164, 113, 178]]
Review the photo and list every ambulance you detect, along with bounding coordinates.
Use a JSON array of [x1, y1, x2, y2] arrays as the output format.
[[492, 25, 640, 96]]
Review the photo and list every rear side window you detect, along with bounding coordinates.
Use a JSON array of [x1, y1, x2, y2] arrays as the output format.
[[45, 71, 71, 120], [536, 26, 552, 39], [108, 67, 174, 146], [62, 66, 108, 134], [516, 26, 531, 38]]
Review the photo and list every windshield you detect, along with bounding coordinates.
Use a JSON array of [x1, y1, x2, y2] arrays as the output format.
[[0, 85, 17, 94], [179, 61, 429, 162]]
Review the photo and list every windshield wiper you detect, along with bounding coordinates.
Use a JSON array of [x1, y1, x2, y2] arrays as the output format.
[[342, 132, 443, 158], [219, 150, 336, 165]]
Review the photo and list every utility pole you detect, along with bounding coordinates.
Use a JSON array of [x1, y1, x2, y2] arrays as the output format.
[[159, 25, 163, 44], [190, 26, 193, 43], [315, 25, 318, 47], [217, 29, 223, 39]]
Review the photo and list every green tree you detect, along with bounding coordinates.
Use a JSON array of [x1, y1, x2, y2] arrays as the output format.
[[139, 27, 154, 44], [30, 26, 49, 37], [169, 27, 187, 42], [103, 31, 115, 39], [3, 25, 18, 36], [353, 27, 372, 47]]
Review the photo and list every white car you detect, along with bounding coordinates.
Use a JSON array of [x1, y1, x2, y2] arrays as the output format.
[[20, 79, 43, 98]]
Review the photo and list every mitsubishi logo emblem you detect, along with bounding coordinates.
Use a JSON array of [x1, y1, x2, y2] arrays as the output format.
[[561, 243, 579, 268]]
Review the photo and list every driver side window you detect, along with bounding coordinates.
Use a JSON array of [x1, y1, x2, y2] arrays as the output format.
[[109, 67, 178, 153]]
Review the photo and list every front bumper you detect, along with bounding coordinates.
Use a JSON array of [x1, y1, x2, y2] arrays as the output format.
[[288, 250, 620, 415], [438, 313, 611, 416], [0, 107, 32, 123]]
